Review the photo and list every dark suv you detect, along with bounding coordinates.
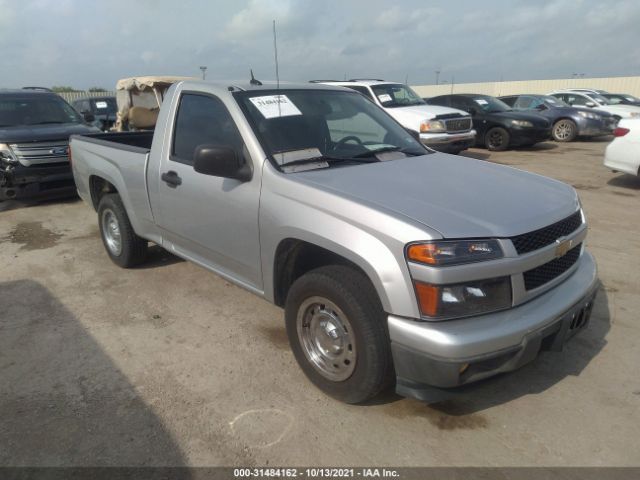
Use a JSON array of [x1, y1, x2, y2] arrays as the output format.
[[0, 89, 99, 200], [72, 96, 117, 131]]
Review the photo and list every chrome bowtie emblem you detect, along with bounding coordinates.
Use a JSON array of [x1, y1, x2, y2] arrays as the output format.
[[554, 237, 573, 258]]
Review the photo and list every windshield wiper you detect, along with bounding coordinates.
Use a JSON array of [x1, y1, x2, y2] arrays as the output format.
[[353, 146, 424, 158], [281, 154, 379, 167]]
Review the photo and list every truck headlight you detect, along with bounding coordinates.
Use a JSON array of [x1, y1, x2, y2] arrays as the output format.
[[414, 277, 512, 318], [511, 120, 533, 128], [0, 143, 18, 164], [420, 120, 446, 133], [406, 239, 503, 266]]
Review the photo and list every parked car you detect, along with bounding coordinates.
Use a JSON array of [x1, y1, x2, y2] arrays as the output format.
[[499, 94, 616, 142], [315, 79, 476, 154], [72, 96, 117, 131], [427, 94, 551, 150], [70, 80, 597, 404], [549, 90, 640, 120], [604, 119, 640, 177], [0, 88, 99, 200], [601, 93, 640, 107]]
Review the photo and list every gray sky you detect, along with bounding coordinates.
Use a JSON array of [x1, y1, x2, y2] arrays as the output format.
[[1, 0, 639, 89]]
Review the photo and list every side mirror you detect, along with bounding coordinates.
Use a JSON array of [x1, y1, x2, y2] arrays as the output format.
[[82, 111, 95, 123], [193, 145, 252, 182], [406, 129, 420, 141], [535, 104, 547, 111], [585, 102, 596, 108]]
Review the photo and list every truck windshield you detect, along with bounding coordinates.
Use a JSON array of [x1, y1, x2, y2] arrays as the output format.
[[91, 98, 117, 115], [0, 96, 83, 127], [370, 84, 426, 108], [236, 89, 428, 166]]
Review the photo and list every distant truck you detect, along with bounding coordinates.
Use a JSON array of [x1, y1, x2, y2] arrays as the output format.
[[72, 96, 117, 132], [316, 80, 476, 154], [70, 80, 597, 403], [0, 88, 98, 200]]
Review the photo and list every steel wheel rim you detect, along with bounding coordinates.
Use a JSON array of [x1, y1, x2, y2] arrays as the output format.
[[101, 208, 122, 256], [488, 131, 504, 148], [554, 120, 573, 140], [296, 296, 356, 381]]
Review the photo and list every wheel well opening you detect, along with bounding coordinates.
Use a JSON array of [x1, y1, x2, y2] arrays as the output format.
[[273, 239, 370, 307], [89, 176, 117, 211]]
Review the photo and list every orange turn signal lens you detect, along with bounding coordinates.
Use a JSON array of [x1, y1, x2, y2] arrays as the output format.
[[407, 244, 438, 265], [414, 282, 440, 317]]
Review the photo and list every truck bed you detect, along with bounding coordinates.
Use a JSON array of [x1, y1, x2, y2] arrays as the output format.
[[70, 131, 154, 153]]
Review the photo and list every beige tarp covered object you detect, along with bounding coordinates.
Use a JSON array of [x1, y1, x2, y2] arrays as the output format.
[[114, 75, 194, 131]]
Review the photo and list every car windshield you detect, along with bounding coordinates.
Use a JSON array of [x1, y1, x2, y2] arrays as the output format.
[[471, 96, 511, 113], [370, 84, 426, 108], [0, 95, 83, 127], [543, 95, 569, 107], [91, 98, 117, 114], [236, 89, 428, 166]]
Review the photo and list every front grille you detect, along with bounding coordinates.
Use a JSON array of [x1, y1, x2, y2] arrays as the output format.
[[523, 244, 581, 290], [445, 118, 472, 132], [9, 141, 69, 167], [511, 211, 582, 255]]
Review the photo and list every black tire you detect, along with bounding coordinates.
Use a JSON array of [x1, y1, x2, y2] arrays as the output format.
[[552, 119, 577, 142], [485, 127, 510, 151], [285, 265, 394, 404], [97, 193, 147, 268]]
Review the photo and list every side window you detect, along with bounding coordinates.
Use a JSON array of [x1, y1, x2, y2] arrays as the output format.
[[172, 93, 244, 165], [607, 96, 622, 104], [346, 86, 375, 101], [449, 97, 467, 110], [500, 97, 517, 107], [567, 94, 588, 106], [515, 97, 533, 109]]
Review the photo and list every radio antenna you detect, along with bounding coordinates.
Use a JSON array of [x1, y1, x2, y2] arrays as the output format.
[[273, 20, 280, 89]]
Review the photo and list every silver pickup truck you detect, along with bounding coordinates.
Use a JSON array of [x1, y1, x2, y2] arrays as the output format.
[[70, 80, 598, 404]]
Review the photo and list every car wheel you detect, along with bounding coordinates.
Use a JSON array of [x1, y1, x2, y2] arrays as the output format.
[[552, 119, 577, 142], [98, 193, 148, 268], [485, 127, 510, 151], [285, 265, 394, 404]]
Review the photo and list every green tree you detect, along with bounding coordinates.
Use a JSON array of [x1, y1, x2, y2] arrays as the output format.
[[51, 86, 77, 93], [88, 87, 107, 92]]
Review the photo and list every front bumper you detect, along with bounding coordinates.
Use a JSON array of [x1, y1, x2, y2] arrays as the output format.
[[389, 251, 598, 400], [510, 127, 552, 146], [420, 130, 476, 153], [0, 162, 75, 201], [577, 117, 615, 137]]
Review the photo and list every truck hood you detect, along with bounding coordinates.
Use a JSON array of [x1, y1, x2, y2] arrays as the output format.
[[386, 105, 469, 128], [0, 123, 98, 143], [293, 153, 579, 239]]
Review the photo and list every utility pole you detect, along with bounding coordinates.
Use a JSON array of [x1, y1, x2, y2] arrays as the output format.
[[435, 70, 440, 85], [199, 66, 207, 80]]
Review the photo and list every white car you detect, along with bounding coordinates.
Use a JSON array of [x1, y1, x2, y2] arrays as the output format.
[[604, 118, 640, 176], [316, 79, 476, 154], [549, 90, 640, 120]]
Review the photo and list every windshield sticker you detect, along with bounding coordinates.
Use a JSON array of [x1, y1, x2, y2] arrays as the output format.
[[377, 94, 393, 103], [95, 101, 108, 109], [249, 95, 302, 119], [475, 99, 489, 105]]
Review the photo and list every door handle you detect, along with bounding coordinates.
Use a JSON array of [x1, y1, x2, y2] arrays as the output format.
[[161, 170, 182, 188]]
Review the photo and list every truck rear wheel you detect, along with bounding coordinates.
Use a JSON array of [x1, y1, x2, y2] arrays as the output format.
[[97, 193, 147, 268], [284, 265, 393, 403]]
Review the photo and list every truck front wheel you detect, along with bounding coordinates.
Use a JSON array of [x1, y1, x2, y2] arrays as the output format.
[[285, 265, 393, 403], [97, 193, 148, 268]]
